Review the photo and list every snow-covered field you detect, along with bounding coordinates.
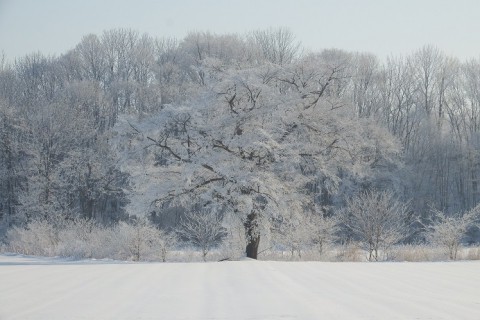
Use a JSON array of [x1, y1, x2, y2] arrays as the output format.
[[1, 254, 479, 320]]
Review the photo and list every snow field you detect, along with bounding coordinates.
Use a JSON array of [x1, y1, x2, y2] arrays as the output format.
[[1, 255, 480, 319]]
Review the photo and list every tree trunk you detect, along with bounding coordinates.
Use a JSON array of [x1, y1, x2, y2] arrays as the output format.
[[245, 212, 260, 259], [246, 235, 260, 259]]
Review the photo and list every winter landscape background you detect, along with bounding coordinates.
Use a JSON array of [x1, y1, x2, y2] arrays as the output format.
[[1, 28, 480, 261], [2, 2, 480, 317]]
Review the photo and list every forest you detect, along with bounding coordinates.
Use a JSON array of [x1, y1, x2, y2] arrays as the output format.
[[1, 28, 480, 261]]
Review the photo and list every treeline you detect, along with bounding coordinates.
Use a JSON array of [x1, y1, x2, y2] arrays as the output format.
[[1, 28, 480, 257]]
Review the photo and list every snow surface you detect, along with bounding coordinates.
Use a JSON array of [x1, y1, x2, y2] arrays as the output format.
[[1, 254, 480, 320]]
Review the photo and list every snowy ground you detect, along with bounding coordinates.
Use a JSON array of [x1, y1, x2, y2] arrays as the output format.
[[1, 254, 480, 320]]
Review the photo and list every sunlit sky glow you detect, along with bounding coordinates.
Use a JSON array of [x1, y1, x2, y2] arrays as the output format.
[[1, 0, 479, 61]]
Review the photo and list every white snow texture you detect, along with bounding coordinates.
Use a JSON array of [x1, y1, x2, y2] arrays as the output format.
[[1, 254, 480, 319]]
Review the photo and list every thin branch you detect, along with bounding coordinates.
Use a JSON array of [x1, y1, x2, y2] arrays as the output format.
[[147, 136, 190, 163], [153, 176, 225, 206]]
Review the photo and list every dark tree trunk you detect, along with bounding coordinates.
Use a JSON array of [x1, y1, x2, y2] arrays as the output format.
[[246, 235, 260, 259], [245, 211, 260, 259]]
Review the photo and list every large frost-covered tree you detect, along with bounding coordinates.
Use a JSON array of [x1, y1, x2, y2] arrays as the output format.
[[119, 51, 402, 258]]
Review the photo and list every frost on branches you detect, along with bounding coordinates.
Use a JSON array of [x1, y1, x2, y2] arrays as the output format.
[[425, 206, 480, 260], [176, 208, 226, 261], [116, 52, 401, 259], [340, 190, 411, 261]]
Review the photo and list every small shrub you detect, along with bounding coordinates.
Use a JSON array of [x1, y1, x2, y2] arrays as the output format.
[[176, 209, 226, 262], [335, 241, 364, 262], [387, 244, 447, 262], [340, 190, 411, 261], [425, 206, 480, 260], [5, 220, 58, 256], [463, 247, 480, 260], [4, 216, 177, 262]]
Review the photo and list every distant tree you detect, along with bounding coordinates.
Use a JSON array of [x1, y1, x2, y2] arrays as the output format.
[[0, 103, 28, 232], [249, 27, 301, 65], [74, 34, 106, 82], [350, 52, 381, 117], [272, 211, 311, 259], [16, 103, 129, 224], [153, 36, 183, 103], [156, 229, 177, 262], [308, 213, 339, 256], [0, 50, 6, 71], [409, 45, 444, 117]]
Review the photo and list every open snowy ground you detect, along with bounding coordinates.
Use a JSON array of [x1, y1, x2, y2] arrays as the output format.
[[1, 254, 480, 320]]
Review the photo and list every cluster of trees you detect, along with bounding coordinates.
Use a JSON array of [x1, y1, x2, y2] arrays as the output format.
[[1, 28, 480, 260]]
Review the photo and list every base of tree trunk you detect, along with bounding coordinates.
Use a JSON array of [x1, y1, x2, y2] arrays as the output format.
[[246, 236, 260, 259]]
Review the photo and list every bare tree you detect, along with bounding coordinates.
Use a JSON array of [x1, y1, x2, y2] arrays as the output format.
[[341, 190, 411, 261], [176, 209, 226, 261], [250, 27, 301, 65], [410, 45, 444, 116], [156, 229, 177, 262], [308, 214, 339, 256], [75, 34, 106, 82], [0, 50, 6, 72], [272, 211, 311, 259], [350, 52, 381, 117]]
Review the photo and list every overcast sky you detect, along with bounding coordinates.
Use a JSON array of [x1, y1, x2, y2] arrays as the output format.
[[1, 0, 479, 61]]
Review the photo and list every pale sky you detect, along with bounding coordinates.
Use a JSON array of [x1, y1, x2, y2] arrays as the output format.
[[1, 0, 479, 61]]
